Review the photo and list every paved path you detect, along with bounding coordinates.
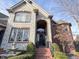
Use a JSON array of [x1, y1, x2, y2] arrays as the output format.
[[68, 54, 79, 59]]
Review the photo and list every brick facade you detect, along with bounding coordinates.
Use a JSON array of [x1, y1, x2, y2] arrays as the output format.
[[51, 21, 75, 53]]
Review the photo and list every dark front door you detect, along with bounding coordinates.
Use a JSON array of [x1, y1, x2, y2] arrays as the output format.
[[36, 29, 46, 48], [39, 32, 45, 47], [36, 20, 47, 48]]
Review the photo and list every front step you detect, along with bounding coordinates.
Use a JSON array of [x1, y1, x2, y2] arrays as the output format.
[[35, 48, 53, 59]]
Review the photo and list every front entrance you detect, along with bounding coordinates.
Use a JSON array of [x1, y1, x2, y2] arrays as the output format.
[[36, 20, 47, 47]]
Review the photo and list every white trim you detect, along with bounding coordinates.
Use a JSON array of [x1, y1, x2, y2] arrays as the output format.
[[10, 0, 25, 9], [9, 0, 50, 17]]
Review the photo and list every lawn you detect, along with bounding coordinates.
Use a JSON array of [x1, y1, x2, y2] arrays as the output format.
[[8, 54, 34, 59]]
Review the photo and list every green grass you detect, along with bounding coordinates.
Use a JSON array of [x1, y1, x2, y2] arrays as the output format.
[[8, 54, 34, 59]]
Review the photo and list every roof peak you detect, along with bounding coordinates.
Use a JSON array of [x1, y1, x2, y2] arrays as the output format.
[[23, 0, 33, 2], [7, 0, 49, 17]]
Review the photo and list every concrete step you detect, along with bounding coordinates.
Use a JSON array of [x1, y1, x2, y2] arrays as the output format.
[[35, 48, 53, 59]]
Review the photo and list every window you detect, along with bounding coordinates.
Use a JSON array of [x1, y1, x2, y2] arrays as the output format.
[[63, 28, 67, 32], [14, 12, 31, 23], [9, 28, 30, 42]]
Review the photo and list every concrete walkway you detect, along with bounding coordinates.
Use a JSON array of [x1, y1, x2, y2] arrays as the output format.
[[68, 54, 79, 59]]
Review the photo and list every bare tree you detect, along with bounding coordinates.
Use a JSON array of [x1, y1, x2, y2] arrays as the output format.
[[51, 0, 79, 28]]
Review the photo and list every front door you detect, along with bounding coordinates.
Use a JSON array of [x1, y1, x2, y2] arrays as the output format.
[[36, 20, 47, 48], [36, 28, 46, 47], [39, 31, 45, 47]]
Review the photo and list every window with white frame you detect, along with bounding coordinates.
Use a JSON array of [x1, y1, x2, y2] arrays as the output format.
[[9, 28, 30, 42], [14, 12, 31, 22]]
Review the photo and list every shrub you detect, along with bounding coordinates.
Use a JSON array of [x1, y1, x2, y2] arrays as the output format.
[[51, 43, 68, 59], [51, 43, 60, 51], [54, 51, 68, 59], [27, 43, 35, 54], [51, 43, 60, 56]]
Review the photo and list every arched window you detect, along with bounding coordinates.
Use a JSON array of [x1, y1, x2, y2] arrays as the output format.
[[14, 11, 31, 23]]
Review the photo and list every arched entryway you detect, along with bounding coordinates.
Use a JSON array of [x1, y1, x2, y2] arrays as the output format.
[[36, 20, 47, 47]]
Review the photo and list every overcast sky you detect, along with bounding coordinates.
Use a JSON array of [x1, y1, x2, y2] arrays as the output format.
[[0, 0, 79, 35]]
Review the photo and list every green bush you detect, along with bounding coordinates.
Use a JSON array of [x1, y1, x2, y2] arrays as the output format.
[[51, 43, 68, 59], [51, 43, 60, 56], [54, 52, 68, 59], [51, 43, 60, 51], [27, 43, 35, 53]]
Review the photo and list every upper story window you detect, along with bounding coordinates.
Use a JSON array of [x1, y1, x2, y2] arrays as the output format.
[[14, 12, 31, 23], [9, 28, 30, 42], [63, 28, 68, 32]]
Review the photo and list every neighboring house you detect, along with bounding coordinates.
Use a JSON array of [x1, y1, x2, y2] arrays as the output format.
[[1, 0, 75, 54], [52, 20, 75, 53], [0, 12, 8, 46]]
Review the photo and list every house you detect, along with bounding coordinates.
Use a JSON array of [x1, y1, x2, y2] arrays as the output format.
[[1, 0, 75, 56], [0, 12, 8, 46], [1, 0, 52, 51], [52, 20, 75, 53]]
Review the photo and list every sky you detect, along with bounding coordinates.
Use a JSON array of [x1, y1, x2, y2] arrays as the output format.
[[0, 0, 79, 35]]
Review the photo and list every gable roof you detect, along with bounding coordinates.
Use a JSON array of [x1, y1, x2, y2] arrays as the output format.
[[0, 12, 8, 18], [10, 0, 26, 10], [57, 20, 68, 24], [7, 0, 50, 17], [56, 20, 72, 26]]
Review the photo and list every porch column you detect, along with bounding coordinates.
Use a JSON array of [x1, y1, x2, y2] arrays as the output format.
[[29, 10, 37, 44], [46, 18, 52, 48]]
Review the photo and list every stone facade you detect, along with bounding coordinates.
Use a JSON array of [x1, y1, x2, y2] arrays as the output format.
[[1, 0, 52, 50]]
